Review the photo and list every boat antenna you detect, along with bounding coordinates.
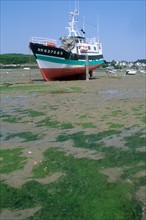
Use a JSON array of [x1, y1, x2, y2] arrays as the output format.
[[96, 14, 100, 42], [75, 0, 79, 14], [66, 0, 80, 36]]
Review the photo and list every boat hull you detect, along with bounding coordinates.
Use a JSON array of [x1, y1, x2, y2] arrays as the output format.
[[126, 69, 137, 75], [29, 42, 104, 81], [40, 64, 101, 81], [126, 71, 137, 75]]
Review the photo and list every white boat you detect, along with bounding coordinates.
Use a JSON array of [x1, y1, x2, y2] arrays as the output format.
[[29, 4, 104, 81], [139, 70, 146, 74], [126, 69, 137, 75], [106, 69, 117, 74]]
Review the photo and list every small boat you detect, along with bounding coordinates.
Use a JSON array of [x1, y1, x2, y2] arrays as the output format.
[[139, 70, 146, 74], [29, 5, 104, 81], [126, 69, 137, 75], [106, 69, 117, 74]]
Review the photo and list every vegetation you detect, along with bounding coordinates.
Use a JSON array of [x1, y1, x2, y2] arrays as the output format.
[[1, 114, 22, 123], [37, 117, 74, 129], [5, 131, 44, 142], [57, 130, 121, 149], [0, 53, 36, 65], [0, 148, 26, 173], [107, 122, 123, 128], [0, 81, 145, 219], [135, 59, 146, 64], [0, 147, 143, 219], [81, 122, 96, 128], [0, 83, 82, 94], [110, 60, 122, 69]]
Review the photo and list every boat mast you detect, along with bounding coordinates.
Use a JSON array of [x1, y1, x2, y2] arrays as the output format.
[[66, 1, 80, 36], [96, 14, 100, 42]]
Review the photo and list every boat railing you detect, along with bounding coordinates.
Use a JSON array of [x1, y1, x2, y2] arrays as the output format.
[[30, 37, 57, 46], [86, 37, 100, 44]]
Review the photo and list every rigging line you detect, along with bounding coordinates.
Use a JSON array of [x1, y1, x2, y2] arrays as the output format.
[[80, 17, 97, 28]]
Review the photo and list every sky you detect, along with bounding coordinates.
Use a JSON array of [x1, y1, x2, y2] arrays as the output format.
[[1, 0, 145, 61]]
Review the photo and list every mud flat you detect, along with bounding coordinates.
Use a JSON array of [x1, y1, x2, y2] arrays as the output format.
[[0, 69, 146, 220]]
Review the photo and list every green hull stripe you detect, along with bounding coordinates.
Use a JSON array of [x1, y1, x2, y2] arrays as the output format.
[[37, 54, 104, 66]]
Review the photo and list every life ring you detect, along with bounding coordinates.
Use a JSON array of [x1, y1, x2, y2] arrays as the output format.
[[45, 41, 56, 47], [80, 44, 88, 52]]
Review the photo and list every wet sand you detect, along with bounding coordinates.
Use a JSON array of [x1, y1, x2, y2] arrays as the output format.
[[0, 69, 146, 219]]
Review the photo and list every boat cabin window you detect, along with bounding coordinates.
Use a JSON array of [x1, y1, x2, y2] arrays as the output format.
[[88, 46, 91, 50], [94, 47, 96, 50], [80, 39, 85, 43]]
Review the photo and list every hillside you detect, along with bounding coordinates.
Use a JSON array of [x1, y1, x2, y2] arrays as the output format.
[[0, 53, 36, 65]]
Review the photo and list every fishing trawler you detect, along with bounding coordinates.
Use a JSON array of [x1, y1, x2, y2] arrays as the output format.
[[29, 5, 104, 81]]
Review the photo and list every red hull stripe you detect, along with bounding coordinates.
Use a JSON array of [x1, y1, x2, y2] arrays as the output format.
[[40, 64, 101, 81]]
